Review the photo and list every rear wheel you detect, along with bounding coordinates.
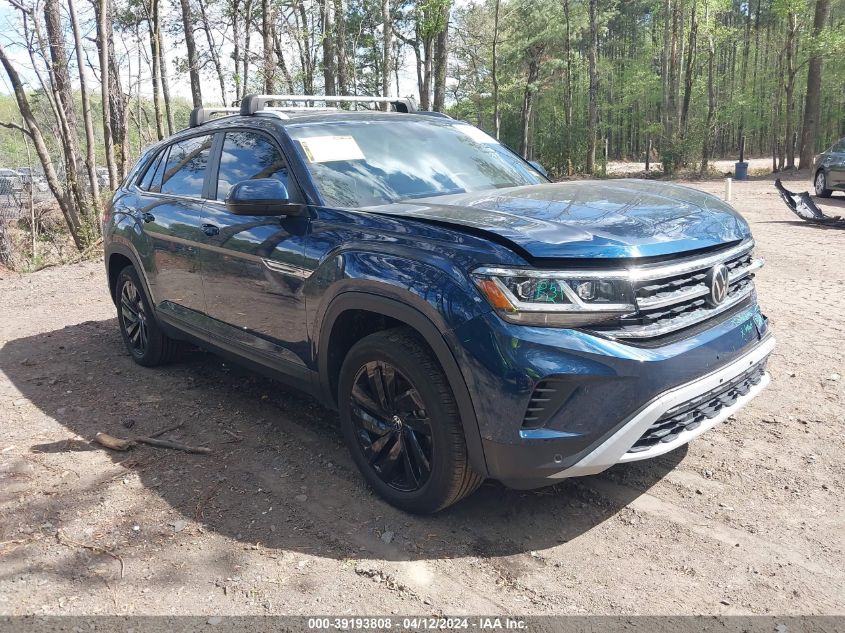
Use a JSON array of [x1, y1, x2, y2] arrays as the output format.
[[116, 266, 178, 367], [338, 327, 483, 513], [815, 170, 832, 198]]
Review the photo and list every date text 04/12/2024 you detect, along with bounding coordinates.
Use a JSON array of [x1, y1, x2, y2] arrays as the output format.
[[307, 617, 528, 630]]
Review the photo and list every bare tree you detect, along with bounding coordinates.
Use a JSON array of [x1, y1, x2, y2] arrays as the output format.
[[586, 0, 598, 173], [262, 0, 274, 92], [382, 0, 392, 101], [333, 0, 348, 94], [0, 42, 89, 248], [432, 1, 450, 112], [67, 0, 100, 202], [99, 0, 119, 188], [178, 0, 203, 106]]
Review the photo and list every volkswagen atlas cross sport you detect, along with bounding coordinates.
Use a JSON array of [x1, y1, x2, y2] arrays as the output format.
[[103, 94, 774, 513]]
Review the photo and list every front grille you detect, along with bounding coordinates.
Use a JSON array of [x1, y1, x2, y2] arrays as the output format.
[[627, 356, 769, 454], [594, 242, 762, 341]]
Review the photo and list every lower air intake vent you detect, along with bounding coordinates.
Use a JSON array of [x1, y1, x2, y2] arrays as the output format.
[[521, 378, 577, 429]]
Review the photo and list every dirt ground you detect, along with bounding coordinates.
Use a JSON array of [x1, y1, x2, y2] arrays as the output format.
[[0, 170, 843, 616]]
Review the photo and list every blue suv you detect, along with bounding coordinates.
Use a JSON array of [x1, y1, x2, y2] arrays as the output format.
[[103, 95, 774, 513]]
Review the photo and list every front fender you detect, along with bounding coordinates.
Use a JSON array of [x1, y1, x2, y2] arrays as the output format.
[[315, 290, 489, 477]]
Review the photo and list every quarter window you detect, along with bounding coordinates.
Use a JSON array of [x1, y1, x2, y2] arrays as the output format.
[[216, 131, 291, 201], [138, 148, 168, 192], [159, 135, 213, 197]]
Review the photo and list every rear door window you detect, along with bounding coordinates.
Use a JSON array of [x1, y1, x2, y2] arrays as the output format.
[[160, 135, 214, 198]]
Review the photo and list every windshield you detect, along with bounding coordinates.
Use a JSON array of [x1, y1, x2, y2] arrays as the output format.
[[286, 117, 545, 207]]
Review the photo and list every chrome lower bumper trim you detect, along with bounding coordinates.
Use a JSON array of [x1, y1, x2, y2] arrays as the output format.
[[549, 335, 776, 479]]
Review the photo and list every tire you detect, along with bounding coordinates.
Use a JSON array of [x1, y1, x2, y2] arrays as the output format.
[[115, 265, 178, 367], [338, 327, 483, 513], [815, 170, 832, 198]]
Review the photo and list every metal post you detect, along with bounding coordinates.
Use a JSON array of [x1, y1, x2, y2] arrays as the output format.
[[725, 177, 732, 202]]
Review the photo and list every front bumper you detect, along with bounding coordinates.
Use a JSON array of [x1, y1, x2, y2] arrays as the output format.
[[550, 334, 773, 478], [448, 301, 773, 487]]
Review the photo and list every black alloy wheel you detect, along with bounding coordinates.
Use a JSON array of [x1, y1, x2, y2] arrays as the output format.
[[115, 265, 178, 367], [338, 327, 483, 513], [119, 277, 149, 355], [349, 360, 433, 492]]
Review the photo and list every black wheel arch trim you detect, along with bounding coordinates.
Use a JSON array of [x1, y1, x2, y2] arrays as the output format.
[[105, 243, 154, 307], [318, 291, 489, 478]]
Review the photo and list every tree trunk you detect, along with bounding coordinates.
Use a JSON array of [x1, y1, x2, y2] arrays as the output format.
[[0, 42, 85, 249], [197, 0, 227, 103], [320, 0, 336, 95], [421, 35, 433, 110], [563, 0, 572, 172], [334, 0, 348, 94], [158, 29, 175, 135], [520, 54, 539, 159], [701, 0, 715, 175], [99, 0, 119, 189], [147, 0, 165, 140], [680, 0, 697, 137], [178, 0, 203, 107], [784, 11, 798, 170], [586, 0, 599, 174], [492, 0, 500, 138], [232, 0, 241, 99], [799, 0, 830, 169], [381, 0, 392, 102], [242, 0, 253, 97], [432, 2, 451, 112], [67, 0, 100, 204], [45, 0, 87, 209]]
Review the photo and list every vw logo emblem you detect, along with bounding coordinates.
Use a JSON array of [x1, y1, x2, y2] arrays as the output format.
[[706, 264, 730, 307]]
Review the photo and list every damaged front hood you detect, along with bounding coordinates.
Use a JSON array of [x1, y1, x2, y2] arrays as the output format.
[[364, 179, 751, 260]]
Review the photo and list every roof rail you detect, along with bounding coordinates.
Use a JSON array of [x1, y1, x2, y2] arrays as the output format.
[[240, 94, 417, 115], [189, 107, 240, 128]]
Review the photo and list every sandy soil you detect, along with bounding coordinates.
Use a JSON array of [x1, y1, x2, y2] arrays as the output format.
[[0, 170, 843, 616]]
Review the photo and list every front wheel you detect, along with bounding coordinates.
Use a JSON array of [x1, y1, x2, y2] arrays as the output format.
[[338, 328, 483, 513], [116, 266, 178, 367], [815, 170, 832, 198]]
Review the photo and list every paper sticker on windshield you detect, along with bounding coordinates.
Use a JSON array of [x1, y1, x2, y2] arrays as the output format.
[[299, 136, 365, 163], [454, 124, 497, 145]]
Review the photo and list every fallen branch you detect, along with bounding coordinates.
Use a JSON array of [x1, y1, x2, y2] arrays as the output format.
[[135, 436, 211, 454], [93, 431, 210, 455], [94, 432, 132, 451], [56, 529, 125, 579]]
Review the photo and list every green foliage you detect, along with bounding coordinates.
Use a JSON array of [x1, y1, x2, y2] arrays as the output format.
[[449, 0, 845, 176]]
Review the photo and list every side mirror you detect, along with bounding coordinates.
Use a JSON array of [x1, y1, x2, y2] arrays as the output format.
[[224, 178, 304, 216], [529, 160, 549, 179]]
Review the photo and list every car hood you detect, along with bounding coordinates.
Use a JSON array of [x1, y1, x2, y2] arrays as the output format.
[[364, 179, 750, 260]]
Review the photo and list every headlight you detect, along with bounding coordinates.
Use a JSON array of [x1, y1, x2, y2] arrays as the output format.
[[472, 267, 636, 327]]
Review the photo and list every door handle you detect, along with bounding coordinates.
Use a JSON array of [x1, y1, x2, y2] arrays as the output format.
[[202, 223, 220, 237], [141, 212, 155, 223]]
